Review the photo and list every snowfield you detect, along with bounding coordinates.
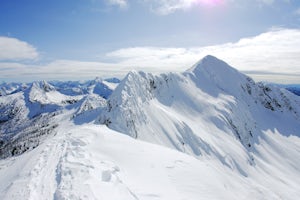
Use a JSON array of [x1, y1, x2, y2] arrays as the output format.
[[0, 55, 300, 199], [1, 123, 300, 200]]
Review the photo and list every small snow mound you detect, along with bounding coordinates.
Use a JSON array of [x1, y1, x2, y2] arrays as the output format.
[[101, 170, 112, 182]]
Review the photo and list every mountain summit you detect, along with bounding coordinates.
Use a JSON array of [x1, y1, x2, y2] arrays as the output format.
[[187, 55, 237, 74], [186, 55, 250, 95]]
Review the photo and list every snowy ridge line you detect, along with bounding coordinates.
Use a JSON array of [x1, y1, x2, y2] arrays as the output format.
[[0, 55, 299, 199], [99, 55, 300, 156]]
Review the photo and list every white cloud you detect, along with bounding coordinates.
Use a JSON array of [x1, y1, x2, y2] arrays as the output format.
[[258, 0, 291, 5], [0, 36, 38, 60], [144, 0, 224, 15], [142, 0, 289, 15], [107, 0, 128, 9], [0, 60, 126, 81], [1, 29, 300, 84], [106, 28, 300, 83]]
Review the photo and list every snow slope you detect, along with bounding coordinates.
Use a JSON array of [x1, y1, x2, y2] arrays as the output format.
[[1, 122, 299, 200], [0, 55, 300, 199]]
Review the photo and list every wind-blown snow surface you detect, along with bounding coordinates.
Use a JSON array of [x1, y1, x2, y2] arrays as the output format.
[[0, 123, 299, 200], [1, 55, 300, 199]]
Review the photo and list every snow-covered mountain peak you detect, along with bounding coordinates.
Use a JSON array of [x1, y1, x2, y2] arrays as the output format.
[[110, 70, 153, 100], [98, 70, 157, 137], [86, 79, 113, 98], [186, 55, 250, 94], [31, 80, 56, 93], [88, 77, 104, 86], [187, 55, 236, 74], [28, 81, 63, 105]]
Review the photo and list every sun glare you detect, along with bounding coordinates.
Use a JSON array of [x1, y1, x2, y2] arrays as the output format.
[[199, 0, 224, 6]]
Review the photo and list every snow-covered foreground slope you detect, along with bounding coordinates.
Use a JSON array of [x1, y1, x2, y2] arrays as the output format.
[[1, 122, 300, 200]]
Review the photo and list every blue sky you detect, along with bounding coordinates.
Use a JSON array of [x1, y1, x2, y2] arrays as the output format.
[[0, 0, 300, 83]]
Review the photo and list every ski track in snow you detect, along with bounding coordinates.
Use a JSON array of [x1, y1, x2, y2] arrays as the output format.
[[0, 123, 299, 200], [0, 124, 140, 200], [53, 128, 139, 200]]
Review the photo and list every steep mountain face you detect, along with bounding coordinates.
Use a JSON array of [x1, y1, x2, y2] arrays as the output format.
[[99, 55, 300, 180]]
